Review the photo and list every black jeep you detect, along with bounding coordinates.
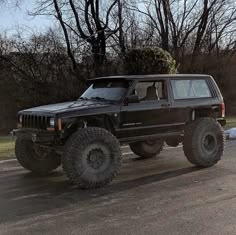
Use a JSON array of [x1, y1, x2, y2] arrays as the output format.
[[13, 74, 226, 188]]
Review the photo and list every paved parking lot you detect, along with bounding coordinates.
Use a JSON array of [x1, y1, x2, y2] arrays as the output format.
[[0, 142, 236, 235]]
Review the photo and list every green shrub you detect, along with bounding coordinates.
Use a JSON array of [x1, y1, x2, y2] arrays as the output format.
[[123, 47, 177, 75]]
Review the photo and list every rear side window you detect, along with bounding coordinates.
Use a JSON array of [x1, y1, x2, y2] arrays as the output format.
[[171, 79, 212, 100]]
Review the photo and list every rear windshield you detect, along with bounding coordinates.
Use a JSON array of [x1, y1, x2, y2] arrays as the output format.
[[171, 79, 212, 100]]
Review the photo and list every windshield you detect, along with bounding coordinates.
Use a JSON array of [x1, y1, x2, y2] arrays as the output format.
[[80, 79, 129, 101]]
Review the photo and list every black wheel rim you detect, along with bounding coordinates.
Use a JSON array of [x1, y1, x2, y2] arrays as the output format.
[[87, 148, 107, 170], [83, 144, 111, 173], [33, 144, 49, 160], [202, 134, 217, 153]]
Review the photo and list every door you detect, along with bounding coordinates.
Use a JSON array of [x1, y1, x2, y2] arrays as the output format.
[[118, 80, 172, 139]]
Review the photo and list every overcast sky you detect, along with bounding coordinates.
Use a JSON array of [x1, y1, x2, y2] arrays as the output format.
[[0, 2, 52, 33]]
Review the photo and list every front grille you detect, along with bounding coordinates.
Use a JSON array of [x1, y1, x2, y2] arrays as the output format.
[[21, 114, 51, 130]]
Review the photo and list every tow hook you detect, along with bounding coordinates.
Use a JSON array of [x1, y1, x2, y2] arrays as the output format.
[[84, 121, 88, 128], [10, 131, 15, 140], [32, 134, 37, 143]]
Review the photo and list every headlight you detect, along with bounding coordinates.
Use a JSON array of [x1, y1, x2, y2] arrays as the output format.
[[49, 118, 55, 127], [19, 115, 23, 123]]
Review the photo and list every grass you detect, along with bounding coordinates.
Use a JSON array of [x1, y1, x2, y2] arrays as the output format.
[[0, 136, 15, 161], [0, 116, 235, 161], [225, 116, 236, 130]]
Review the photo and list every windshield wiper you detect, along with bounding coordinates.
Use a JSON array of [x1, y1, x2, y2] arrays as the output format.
[[78, 97, 89, 100], [78, 97, 109, 102], [90, 97, 108, 101], [90, 97, 118, 103]]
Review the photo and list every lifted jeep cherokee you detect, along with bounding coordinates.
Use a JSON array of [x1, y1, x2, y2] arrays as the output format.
[[13, 74, 226, 189]]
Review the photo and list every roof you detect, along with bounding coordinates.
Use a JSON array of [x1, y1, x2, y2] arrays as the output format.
[[90, 74, 211, 81]]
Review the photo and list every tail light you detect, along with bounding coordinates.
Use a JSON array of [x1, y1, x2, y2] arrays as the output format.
[[58, 118, 62, 131], [221, 103, 225, 118]]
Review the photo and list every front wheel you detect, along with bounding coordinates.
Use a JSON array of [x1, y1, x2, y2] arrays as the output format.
[[129, 140, 164, 159], [183, 118, 224, 167], [62, 128, 122, 189], [15, 138, 61, 175]]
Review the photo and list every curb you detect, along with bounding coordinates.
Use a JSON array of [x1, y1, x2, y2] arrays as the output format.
[[0, 159, 16, 164]]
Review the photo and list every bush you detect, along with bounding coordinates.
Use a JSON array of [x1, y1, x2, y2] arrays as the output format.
[[123, 47, 177, 75]]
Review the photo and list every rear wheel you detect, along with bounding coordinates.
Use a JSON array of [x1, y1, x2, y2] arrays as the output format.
[[183, 118, 224, 167], [62, 127, 122, 189], [15, 138, 61, 175], [165, 138, 180, 147], [129, 140, 164, 159]]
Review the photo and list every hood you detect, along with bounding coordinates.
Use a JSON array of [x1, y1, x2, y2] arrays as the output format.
[[20, 100, 117, 117]]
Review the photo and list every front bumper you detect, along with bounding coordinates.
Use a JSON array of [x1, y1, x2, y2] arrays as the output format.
[[12, 129, 60, 143]]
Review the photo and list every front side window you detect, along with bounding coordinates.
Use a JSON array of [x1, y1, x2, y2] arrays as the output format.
[[81, 80, 129, 101], [171, 79, 212, 100], [134, 81, 166, 101]]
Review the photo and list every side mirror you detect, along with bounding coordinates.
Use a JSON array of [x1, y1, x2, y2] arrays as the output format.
[[126, 95, 140, 104]]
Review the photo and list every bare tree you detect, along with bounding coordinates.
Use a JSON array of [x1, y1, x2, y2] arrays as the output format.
[[32, 0, 120, 75], [0, 28, 72, 82], [0, 0, 22, 8], [128, 0, 236, 64], [117, 0, 125, 54], [2, 0, 236, 73]]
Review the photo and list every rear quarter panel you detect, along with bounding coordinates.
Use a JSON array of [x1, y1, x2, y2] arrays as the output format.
[[168, 76, 224, 123]]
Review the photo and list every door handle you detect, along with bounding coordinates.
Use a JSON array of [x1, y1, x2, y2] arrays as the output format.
[[161, 103, 170, 107]]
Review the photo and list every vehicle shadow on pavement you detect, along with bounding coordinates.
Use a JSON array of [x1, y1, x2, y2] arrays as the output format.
[[111, 166, 200, 190]]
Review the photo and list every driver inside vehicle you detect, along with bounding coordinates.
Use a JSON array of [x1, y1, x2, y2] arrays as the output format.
[[141, 85, 160, 101], [134, 81, 165, 101]]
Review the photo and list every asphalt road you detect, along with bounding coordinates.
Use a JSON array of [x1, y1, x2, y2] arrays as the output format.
[[0, 141, 236, 235]]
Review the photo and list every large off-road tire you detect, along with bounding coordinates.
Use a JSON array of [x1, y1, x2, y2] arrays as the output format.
[[183, 118, 224, 167], [165, 138, 180, 147], [15, 138, 61, 175], [62, 127, 122, 189], [129, 140, 164, 159]]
